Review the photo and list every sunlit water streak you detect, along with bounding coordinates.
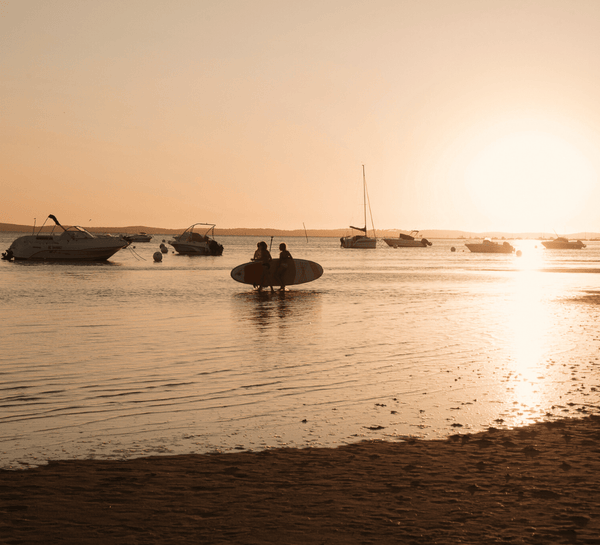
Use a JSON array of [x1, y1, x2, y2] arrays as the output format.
[[1, 233, 600, 469]]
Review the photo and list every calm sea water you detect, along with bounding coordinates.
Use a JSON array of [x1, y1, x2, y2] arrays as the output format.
[[1, 232, 600, 469]]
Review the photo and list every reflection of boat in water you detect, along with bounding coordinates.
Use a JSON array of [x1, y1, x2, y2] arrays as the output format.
[[1, 214, 130, 261], [465, 239, 515, 254], [123, 232, 152, 243], [340, 165, 376, 249], [384, 230, 432, 248], [168, 223, 224, 256], [541, 237, 586, 249]]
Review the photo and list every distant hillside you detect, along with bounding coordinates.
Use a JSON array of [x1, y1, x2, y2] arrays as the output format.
[[0, 223, 183, 235], [1, 223, 598, 240]]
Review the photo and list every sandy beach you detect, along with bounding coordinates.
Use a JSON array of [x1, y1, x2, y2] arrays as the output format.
[[2, 416, 600, 544]]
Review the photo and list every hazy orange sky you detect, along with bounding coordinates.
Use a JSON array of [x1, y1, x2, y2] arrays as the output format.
[[3, 1, 600, 233]]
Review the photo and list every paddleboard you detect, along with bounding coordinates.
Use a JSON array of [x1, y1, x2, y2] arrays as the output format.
[[230, 258, 323, 287]]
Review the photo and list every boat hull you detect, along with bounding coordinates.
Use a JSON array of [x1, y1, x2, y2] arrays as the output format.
[[170, 242, 215, 255], [340, 236, 376, 249], [541, 240, 585, 249], [124, 234, 152, 243], [465, 242, 514, 254], [4, 235, 128, 261], [384, 238, 431, 248]]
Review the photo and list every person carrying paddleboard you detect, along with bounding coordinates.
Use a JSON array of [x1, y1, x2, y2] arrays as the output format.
[[275, 243, 293, 291], [252, 241, 274, 292]]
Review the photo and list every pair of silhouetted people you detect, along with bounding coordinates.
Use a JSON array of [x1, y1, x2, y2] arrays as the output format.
[[252, 241, 292, 292]]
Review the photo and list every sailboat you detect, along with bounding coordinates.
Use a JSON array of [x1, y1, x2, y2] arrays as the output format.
[[340, 165, 376, 249]]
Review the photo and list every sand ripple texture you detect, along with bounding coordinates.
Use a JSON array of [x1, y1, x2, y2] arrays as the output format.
[[1, 234, 600, 469], [2, 416, 600, 544]]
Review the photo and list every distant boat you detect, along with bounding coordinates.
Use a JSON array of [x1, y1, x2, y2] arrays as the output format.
[[541, 237, 586, 250], [123, 232, 153, 243], [465, 239, 515, 254], [340, 165, 376, 249], [384, 230, 432, 248], [168, 223, 224, 256], [1, 214, 130, 261]]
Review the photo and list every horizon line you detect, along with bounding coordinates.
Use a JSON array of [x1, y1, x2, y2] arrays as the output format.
[[1, 222, 598, 239]]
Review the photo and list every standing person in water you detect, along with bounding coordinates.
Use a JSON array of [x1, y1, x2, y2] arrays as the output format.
[[252, 242, 262, 262], [251, 242, 262, 289], [275, 242, 293, 291], [252, 241, 274, 292]]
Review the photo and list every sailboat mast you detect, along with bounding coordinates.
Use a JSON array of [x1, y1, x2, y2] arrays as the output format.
[[362, 165, 367, 237]]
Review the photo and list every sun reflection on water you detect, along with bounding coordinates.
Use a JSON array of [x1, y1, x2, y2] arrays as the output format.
[[502, 263, 553, 426], [513, 239, 545, 270]]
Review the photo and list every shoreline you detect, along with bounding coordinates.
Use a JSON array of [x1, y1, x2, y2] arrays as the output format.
[[2, 415, 600, 544], [2, 224, 598, 240]]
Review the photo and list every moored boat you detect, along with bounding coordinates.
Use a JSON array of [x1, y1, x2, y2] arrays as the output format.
[[1, 215, 130, 261], [123, 232, 153, 243], [541, 237, 586, 250], [465, 239, 515, 254], [340, 232, 376, 249], [340, 165, 377, 249], [168, 223, 224, 256], [384, 230, 432, 248]]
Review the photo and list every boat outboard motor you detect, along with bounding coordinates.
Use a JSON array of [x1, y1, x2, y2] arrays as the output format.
[[209, 240, 224, 256]]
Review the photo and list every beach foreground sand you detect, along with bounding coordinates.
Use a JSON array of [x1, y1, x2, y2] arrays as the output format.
[[2, 416, 600, 544]]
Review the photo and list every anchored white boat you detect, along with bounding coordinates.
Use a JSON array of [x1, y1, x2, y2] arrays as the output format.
[[384, 230, 432, 248], [169, 223, 224, 256], [123, 232, 152, 243], [465, 239, 515, 254], [541, 237, 586, 249], [1, 215, 130, 261], [340, 165, 376, 249]]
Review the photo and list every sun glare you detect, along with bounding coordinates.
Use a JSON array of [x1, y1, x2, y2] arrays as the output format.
[[501, 269, 553, 426], [465, 131, 595, 233]]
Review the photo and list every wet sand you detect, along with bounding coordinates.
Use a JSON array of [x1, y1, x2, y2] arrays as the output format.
[[2, 416, 600, 544]]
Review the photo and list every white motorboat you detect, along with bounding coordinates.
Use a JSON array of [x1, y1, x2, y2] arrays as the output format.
[[169, 223, 224, 256], [384, 230, 432, 248], [123, 232, 153, 243], [465, 239, 515, 254], [340, 165, 377, 249], [541, 237, 586, 249], [1, 215, 130, 261]]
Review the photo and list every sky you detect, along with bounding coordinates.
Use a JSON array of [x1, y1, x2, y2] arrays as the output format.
[[2, 0, 600, 233]]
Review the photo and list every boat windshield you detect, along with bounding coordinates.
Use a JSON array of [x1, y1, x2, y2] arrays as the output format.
[[183, 223, 216, 238], [61, 226, 95, 238]]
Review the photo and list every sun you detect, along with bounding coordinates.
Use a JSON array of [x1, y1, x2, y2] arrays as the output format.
[[464, 130, 595, 233]]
